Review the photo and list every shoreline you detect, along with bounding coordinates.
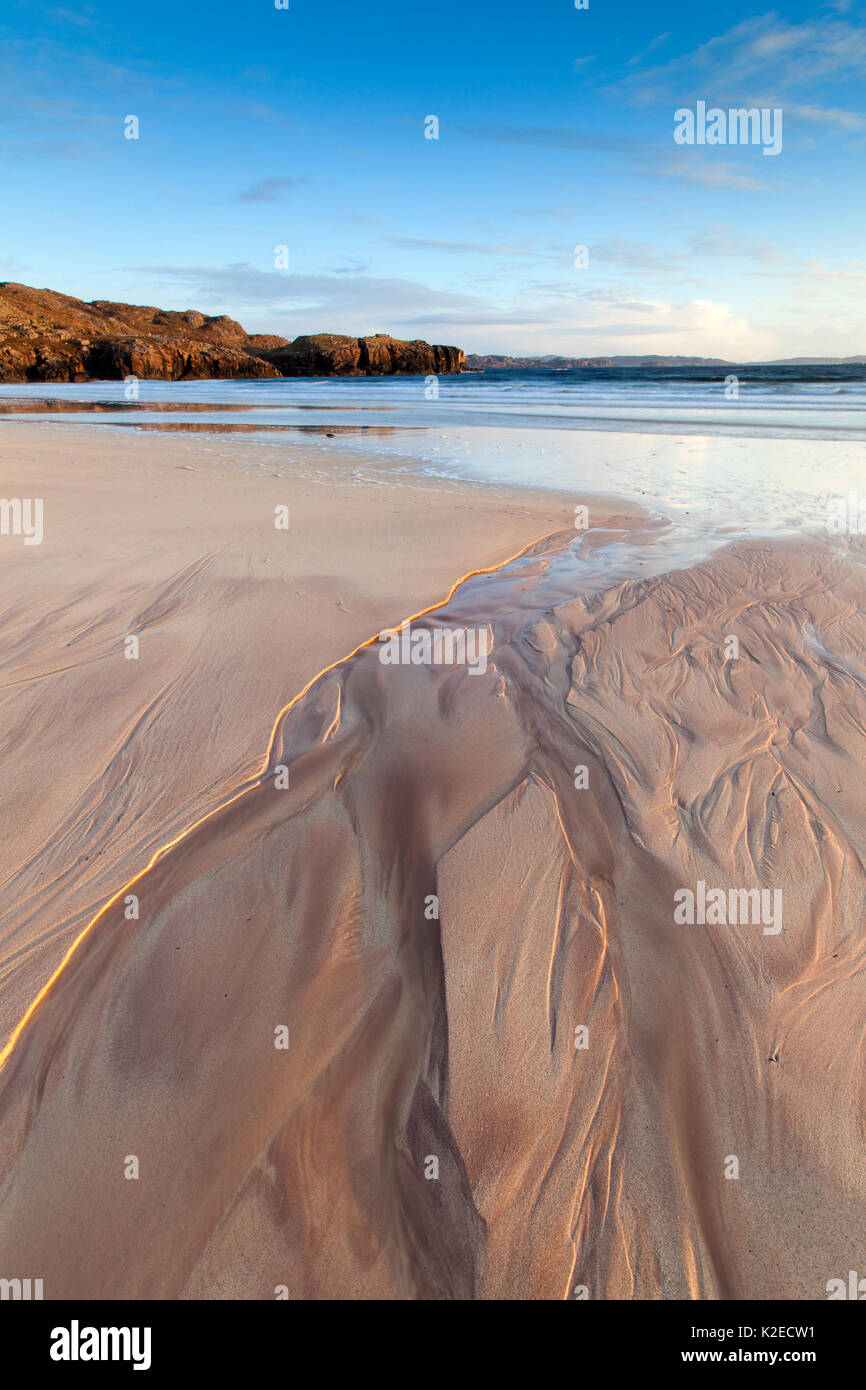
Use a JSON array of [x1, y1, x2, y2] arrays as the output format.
[[3, 407, 862, 546]]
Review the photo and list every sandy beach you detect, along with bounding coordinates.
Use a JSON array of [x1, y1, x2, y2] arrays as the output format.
[[1, 422, 865, 1299], [0, 425, 575, 1042]]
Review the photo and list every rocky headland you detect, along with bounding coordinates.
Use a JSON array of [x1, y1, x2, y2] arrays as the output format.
[[0, 283, 464, 382]]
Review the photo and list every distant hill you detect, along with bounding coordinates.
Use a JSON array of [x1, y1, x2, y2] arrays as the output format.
[[465, 354, 731, 369], [763, 356, 866, 365], [466, 354, 866, 369], [0, 283, 465, 382]]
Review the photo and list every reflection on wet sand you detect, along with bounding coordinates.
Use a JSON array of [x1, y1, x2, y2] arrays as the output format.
[[98, 421, 416, 436], [0, 398, 392, 416]]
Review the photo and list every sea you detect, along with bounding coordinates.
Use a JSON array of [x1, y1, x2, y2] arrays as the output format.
[[1, 364, 864, 537]]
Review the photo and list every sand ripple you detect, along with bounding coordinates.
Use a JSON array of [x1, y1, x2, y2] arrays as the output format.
[[1, 522, 864, 1299]]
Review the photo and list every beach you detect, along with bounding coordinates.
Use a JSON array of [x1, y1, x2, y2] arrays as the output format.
[[1, 414, 865, 1298], [0, 424, 575, 1041]]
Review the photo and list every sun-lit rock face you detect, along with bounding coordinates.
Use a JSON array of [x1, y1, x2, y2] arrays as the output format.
[[259, 332, 465, 376], [0, 282, 465, 382]]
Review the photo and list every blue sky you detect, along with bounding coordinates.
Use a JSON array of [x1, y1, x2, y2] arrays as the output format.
[[1, 0, 864, 358]]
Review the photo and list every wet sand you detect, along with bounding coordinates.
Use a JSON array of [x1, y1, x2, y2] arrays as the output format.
[[0, 425, 575, 1047], [0, 424, 865, 1299]]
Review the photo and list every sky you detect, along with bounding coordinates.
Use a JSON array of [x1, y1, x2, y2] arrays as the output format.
[[1, 0, 864, 359]]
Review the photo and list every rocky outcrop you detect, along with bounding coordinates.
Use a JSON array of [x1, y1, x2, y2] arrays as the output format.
[[259, 333, 465, 376], [0, 284, 281, 382], [265, 334, 362, 376], [0, 283, 465, 381], [245, 333, 291, 353], [361, 334, 464, 375], [83, 339, 284, 382]]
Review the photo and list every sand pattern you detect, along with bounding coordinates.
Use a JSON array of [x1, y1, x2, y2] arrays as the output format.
[[1, 511, 864, 1299]]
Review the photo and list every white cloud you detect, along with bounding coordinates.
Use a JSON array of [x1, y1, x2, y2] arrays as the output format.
[[131, 262, 484, 337], [650, 159, 770, 192], [784, 103, 866, 129], [613, 13, 866, 105], [389, 294, 779, 360]]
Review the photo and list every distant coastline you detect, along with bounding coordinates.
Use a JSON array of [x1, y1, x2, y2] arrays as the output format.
[[466, 352, 866, 369]]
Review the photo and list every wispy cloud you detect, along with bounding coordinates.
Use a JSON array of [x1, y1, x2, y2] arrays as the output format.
[[650, 159, 770, 191], [589, 240, 686, 272], [48, 7, 98, 26], [688, 225, 781, 263], [400, 312, 553, 326], [456, 122, 647, 156], [386, 235, 560, 260], [627, 32, 671, 67], [132, 261, 484, 326], [613, 14, 866, 105], [458, 119, 773, 191], [237, 176, 300, 203], [784, 103, 866, 129]]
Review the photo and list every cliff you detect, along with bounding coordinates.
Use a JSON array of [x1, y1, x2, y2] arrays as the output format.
[[257, 332, 464, 377], [0, 283, 465, 382]]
